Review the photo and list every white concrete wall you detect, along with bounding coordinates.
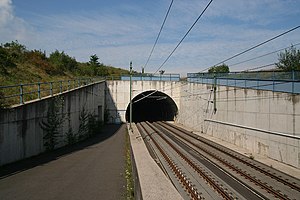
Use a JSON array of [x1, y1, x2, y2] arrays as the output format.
[[177, 82, 300, 168], [2, 79, 299, 168], [105, 80, 182, 123], [0, 81, 106, 166]]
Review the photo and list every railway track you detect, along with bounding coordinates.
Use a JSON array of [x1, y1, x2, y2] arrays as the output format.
[[136, 121, 300, 200]]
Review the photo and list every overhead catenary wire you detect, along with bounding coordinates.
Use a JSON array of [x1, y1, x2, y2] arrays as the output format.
[[159, 66, 297, 97], [128, 67, 297, 105], [153, 0, 214, 75], [133, 90, 158, 103], [151, 69, 285, 97], [143, 0, 174, 71], [169, 81, 298, 104], [126, 75, 297, 112], [185, 80, 297, 97], [230, 42, 300, 67], [242, 63, 276, 71], [127, 81, 189, 104], [201, 25, 300, 72]]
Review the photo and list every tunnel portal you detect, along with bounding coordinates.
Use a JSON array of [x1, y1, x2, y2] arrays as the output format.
[[125, 90, 178, 123]]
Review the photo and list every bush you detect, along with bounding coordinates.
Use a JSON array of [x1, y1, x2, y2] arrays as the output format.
[[208, 64, 230, 74], [40, 97, 65, 151], [276, 45, 300, 71], [49, 50, 78, 72], [0, 91, 8, 109], [2, 41, 27, 63], [0, 46, 16, 71]]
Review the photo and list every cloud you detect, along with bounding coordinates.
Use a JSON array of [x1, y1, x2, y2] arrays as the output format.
[[0, 0, 14, 27], [0, 0, 32, 43], [1, 0, 299, 76]]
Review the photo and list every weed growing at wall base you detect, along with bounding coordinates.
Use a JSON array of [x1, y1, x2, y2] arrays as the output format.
[[125, 130, 134, 200]]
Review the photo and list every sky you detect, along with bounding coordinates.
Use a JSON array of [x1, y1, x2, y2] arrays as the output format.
[[0, 0, 300, 76]]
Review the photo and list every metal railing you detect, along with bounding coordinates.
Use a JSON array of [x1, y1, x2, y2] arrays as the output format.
[[121, 73, 180, 81], [0, 73, 181, 107], [0, 77, 105, 106], [187, 71, 300, 94]]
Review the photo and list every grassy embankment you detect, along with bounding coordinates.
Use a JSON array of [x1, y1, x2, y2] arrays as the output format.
[[0, 41, 129, 106]]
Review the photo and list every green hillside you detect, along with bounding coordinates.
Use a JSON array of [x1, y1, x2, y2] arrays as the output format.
[[0, 41, 129, 85], [0, 41, 130, 108]]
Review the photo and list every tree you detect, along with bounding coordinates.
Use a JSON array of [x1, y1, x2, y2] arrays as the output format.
[[0, 46, 16, 72], [49, 50, 78, 72], [89, 54, 100, 66], [276, 45, 300, 71], [89, 54, 101, 75], [1, 40, 27, 63], [208, 64, 230, 73], [88, 54, 108, 76]]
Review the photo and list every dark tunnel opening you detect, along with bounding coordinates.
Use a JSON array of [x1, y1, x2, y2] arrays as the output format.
[[125, 90, 178, 123]]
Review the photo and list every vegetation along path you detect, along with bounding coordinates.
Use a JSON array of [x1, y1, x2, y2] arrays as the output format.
[[0, 124, 129, 200]]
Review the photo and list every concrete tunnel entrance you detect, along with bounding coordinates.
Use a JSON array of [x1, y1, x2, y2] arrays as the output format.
[[125, 90, 178, 123]]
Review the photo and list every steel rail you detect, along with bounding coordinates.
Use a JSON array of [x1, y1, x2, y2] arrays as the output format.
[[160, 121, 300, 192], [146, 121, 233, 200], [156, 121, 293, 200], [138, 122, 202, 200]]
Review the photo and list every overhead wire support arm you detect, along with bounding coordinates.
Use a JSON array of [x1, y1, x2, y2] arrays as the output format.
[[143, 0, 174, 71], [154, 0, 214, 75]]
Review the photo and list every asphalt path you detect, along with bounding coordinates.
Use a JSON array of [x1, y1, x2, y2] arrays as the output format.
[[0, 124, 127, 200]]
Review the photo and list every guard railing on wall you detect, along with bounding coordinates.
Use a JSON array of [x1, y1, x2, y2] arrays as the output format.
[[0, 77, 105, 106], [121, 73, 180, 81], [0, 73, 181, 107], [187, 70, 300, 94]]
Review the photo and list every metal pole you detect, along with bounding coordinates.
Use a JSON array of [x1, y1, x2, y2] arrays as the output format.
[[20, 84, 24, 105], [129, 61, 133, 130], [292, 70, 295, 93], [213, 75, 217, 113], [68, 80, 71, 91], [38, 82, 41, 99], [50, 82, 53, 96], [60, 81, 63, 94]]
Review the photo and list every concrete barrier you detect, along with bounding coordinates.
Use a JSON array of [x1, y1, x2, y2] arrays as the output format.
[[177, 82, 300, 168], [0, 81, 105, 166]]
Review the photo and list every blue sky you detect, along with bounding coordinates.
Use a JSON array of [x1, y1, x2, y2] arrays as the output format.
[[1, 0, 299, 75]]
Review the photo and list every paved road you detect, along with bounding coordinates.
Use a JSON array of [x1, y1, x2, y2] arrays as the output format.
[[0, 124, 127, 200]]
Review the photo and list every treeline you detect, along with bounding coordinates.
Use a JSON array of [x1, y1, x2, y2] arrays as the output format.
[[0, 41, 129, 83], [207, 45, 300, 73]]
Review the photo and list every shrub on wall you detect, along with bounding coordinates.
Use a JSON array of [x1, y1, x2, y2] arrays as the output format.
[[64, 107, 103, 146], [40, 97, 65, 151], [0, 91, 8, 110]]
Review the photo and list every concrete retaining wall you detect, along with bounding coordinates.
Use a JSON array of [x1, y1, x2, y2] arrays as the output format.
[[177, 82, 300, 168], [2, 79, 299, 168], [105, 80, 182, 123], [0, 81, 106, 166]]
